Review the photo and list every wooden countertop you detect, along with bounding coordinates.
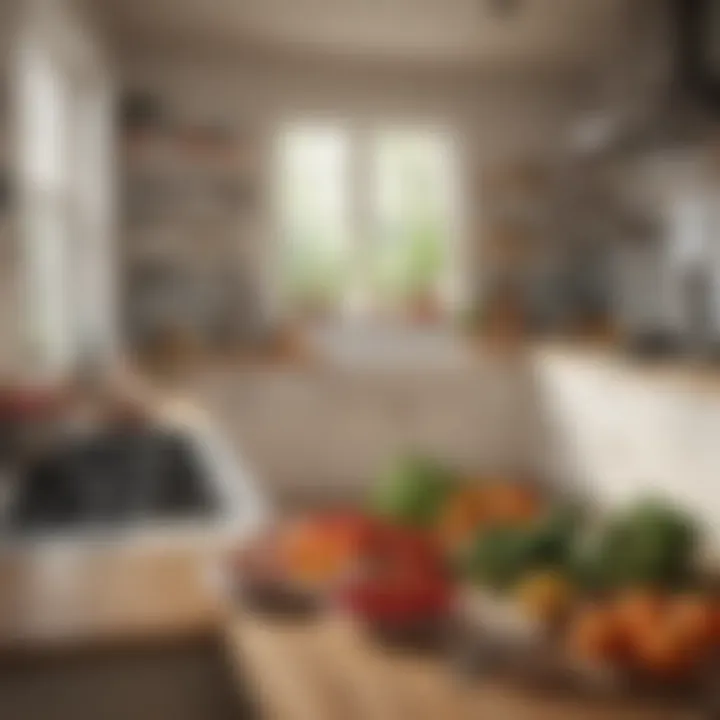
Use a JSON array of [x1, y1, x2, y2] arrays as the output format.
[[0, 543, 691, 718], [0, 542, 226, 655], [223, 611, 682, 720]]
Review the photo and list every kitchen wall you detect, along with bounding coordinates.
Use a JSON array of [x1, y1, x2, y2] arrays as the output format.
[[118, 48, 585, 320], [188, 353, 542, 500], [120, 50, 581, 154], [117, 49, 583, 492]]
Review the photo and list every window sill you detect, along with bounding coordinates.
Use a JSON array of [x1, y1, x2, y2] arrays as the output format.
[[302, 323, 475, 370]]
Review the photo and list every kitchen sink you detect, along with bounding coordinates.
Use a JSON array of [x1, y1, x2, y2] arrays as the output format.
[[8, 429, 219, 533], [0, 420, 267, 541]]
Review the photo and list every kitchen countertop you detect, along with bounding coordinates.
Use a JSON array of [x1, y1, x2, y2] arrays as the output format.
[[0, 543, 692, 719], [224, 609, 683, 720], [0, 541, 227, 655], [533, 339, 720, 394], [0, 385, 700, 717], [0, 389, 267, 655]]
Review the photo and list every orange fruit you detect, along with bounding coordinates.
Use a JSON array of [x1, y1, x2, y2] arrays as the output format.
[[613, 589, 666, 635], [632, 622, 697, 680], [616, 593, 718, 679], [482, 483, 541, 526], [435, 488, 487, 552], [280, 513, 369, 585], [665, 595, 716, 657], [708, 598, 720, 643], [567, 605, 628, 665]]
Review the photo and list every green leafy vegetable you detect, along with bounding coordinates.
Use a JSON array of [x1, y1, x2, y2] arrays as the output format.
[[371, 454, 454, 527]]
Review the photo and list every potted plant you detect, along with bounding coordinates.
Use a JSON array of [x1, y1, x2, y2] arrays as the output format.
[[399, 215, 445, 324]]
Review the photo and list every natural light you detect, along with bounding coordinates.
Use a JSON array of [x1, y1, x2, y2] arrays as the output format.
[[276, 123, 461, 326]]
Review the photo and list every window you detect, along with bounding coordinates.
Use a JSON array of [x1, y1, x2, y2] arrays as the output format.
[[18, 33, 74, 372], [276, 123, 461, 324], [16, 17, 114, 377], [278, 125, 351, 318]]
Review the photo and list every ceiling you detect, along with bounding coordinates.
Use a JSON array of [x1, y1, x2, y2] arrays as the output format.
[[95, 0, 630, 69]]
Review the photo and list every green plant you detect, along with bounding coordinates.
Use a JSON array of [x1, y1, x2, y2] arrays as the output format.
[[400, 213, 445, 299]]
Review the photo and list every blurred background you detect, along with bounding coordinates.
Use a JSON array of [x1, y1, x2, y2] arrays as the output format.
[[1, 2, 720, 717], [2, 0, 717, 528]]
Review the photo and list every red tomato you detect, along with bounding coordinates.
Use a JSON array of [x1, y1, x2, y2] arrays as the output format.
[[340, 576, 452, 624]]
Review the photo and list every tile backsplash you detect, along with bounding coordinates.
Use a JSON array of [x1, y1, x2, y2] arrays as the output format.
[[186, 352, 540, 500]]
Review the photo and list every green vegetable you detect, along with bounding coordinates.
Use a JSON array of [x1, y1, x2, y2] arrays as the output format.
[[579, 499, 700, 591], [463, 504, 583, 591], [371, 454, 454, 527], [463, 526, 533, 590], [525, 504, 584, 569]]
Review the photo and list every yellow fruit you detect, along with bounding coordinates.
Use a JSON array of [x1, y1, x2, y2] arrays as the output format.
[[516, 571, 574, 623]]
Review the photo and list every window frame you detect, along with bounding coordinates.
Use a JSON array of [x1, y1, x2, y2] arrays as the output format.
[[271, 117, 468, 326]]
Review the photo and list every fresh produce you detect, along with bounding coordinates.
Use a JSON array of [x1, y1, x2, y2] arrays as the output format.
[[664, 595, 717, 657], [632, 624, 695, 679], [353, 522, 446, 575], [463, 504, 583, 591], [463, 525, 533, 590], [613, 588, 664, 628], [626, 594, 717, 679], [435, 486, 488, 553], [371, 455, 454, 528], [479, 482, 542, 527], [336, 522, 452, 626], [581, 499, 699, 591], [566, 591, 719, 680], [567, 605, 629, 665], [232, 454, 718, 693], [436, 482, 541, 553], [515, 570, 575, 623], [523, 504, 583, 571], [339, 576, 451, 625], [279, 511, 376, 587]]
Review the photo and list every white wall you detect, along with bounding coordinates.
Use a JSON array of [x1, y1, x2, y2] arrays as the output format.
[[533, 347, 720, 564], [188, 353, 541, 499]]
